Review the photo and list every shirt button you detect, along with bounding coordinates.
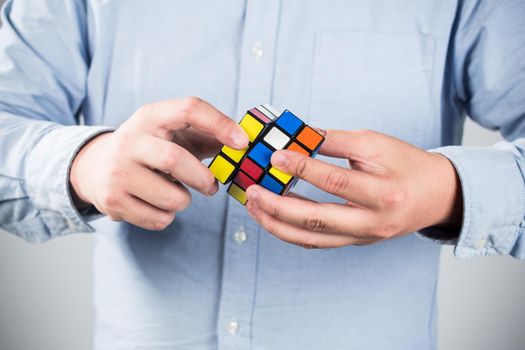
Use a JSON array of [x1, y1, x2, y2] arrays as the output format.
[[234, 226, 247, 244], [251, 42, 264, 59], [227, 320, 239, 335]]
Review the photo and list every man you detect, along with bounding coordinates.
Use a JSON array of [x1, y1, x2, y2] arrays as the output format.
[[0, 1, 523, 349]]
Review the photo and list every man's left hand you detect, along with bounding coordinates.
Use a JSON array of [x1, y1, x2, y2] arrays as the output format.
[[245, 129, 463, 248]]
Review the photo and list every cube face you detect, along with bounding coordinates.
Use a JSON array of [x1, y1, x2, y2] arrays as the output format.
[[209, 105, 324, 205]]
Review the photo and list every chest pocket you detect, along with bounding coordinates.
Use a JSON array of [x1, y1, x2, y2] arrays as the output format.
[[308, 31, 435, 147]]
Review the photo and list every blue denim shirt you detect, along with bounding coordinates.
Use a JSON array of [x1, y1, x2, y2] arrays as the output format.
[[0, 1, 524, 349]]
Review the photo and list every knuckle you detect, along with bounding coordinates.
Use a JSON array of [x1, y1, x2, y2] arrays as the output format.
[[152, 213, 175, 231], [269, 203, 281, 218], [100, 191, 121, 208], [165, 192, 189, 212], [161, 145, 182, 171], [179, 96, 202, 115], [324, 171, 349, 194], [300, 237, 320, 250], [302, 215, 328, 232], [201, 171, 216, 191], [136, 103, 155, 117], [380, 188, 407, 210], [373, 223, 399, 239], [165, 197, 182, 212], [295, 157, 309, 178]]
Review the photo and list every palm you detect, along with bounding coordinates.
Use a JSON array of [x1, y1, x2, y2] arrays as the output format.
[[172, 128, 223, 160]]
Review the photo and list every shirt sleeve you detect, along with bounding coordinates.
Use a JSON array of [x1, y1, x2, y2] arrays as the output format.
[[0, 0, 112, 243], [421, 0, 525, 259]]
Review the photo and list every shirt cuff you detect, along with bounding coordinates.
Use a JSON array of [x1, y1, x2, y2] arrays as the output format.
[[420, 145, 525, 258], [25, 125, 114, 238]]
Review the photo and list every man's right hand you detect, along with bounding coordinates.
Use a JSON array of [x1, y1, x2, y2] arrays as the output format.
[[69, 97, 248, 230]]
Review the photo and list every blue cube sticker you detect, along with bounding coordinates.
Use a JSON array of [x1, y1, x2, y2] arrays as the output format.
[[260, 174, 284, 194], [275, 110, 304, 136], [248, 142, 273, 168]]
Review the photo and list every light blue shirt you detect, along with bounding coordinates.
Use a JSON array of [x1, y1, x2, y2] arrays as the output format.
[[1, 1, 524, 349]]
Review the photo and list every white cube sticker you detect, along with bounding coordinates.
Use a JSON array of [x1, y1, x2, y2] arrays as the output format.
[[264, 127, 290, 150]]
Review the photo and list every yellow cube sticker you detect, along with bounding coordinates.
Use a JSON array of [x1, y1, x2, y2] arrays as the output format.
[[228, 183, 247, 205], [209, 155, 235, 184], [222, 145, 247, 163], [239, 114, 264, 142], [269, 167, 292, 184]]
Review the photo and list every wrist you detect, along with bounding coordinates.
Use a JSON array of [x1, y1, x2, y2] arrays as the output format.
[[430, 152, 463, 230], [70, 132, 112, 209]]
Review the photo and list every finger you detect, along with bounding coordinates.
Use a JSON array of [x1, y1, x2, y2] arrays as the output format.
[[246, 200, 370, 248], [317, 129, 380, 160], [132, 135, 218, 195], [126, 165, 191, 212], [114, 194, 176, 231], [318, 129, 403, 175], [246, 185, 374, 236], [147, 97, 249, 149], [270, 150, 381, 207]]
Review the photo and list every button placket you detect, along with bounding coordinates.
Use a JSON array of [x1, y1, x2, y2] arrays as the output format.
[[217, 1, 282, 349]]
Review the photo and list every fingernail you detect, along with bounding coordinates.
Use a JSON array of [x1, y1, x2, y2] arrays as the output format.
[[313, 127, 327, 136], [208, 183, 219, 196], [234, 131, 248, 147], [272, 152, 288, 167]]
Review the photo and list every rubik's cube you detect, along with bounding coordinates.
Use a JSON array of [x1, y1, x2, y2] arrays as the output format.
[[208, 104, 324, 205]]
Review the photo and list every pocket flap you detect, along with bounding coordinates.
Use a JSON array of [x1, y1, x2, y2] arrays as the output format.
[[315, 31, 435, 78]]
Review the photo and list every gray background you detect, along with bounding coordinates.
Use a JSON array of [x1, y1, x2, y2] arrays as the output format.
[[0, 2, 524, 349]]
